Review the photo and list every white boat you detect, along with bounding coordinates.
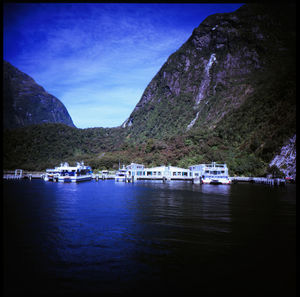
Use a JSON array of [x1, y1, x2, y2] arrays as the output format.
[[44, 168, 60, 181], [190, 162, 231, 185], [100, 170, 109, 179], [115, 166, 128, 182], [201, 162, 231, 185], [44, 162, 92, 182]]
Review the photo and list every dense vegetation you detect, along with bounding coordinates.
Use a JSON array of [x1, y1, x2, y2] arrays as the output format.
[[3, 124, 126, 171]]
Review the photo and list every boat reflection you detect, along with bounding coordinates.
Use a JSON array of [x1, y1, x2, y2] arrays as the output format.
[[200, 184, 231, 196]]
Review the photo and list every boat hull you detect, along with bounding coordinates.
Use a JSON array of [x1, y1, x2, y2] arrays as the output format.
[[72, 176, 92, 182], [44, 174, 56, 181], [58, 175, 92, 182], [202, 178, 231, 185], [115, 177, 126, 182]]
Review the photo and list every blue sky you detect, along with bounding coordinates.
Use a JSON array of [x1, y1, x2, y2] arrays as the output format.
[[4, 3, 243, 129]]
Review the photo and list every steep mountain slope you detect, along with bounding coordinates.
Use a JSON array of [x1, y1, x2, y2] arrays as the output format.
[[122, 3, 296, 146], [3, 60, 75, 129]]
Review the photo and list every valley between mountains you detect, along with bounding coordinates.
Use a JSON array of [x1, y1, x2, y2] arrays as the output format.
[[3, 3, 296, 178]]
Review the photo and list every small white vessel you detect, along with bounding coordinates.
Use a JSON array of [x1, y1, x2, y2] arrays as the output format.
[[201, 162, 231, 185], [44, 162, 92, 182], [115, 165, 128, 182], [43, 168, 60, 181], [190, 162, 231, 185]]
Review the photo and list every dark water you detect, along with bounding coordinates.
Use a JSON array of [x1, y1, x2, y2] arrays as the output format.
[[3, 180, 296, 297]]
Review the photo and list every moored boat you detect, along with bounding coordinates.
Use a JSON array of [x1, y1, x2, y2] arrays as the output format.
[[201, 162, 231, 185], [190, 162, 231, 185], [115, 166, 128, 182], [44, 168, 60, 181], [44, 162, 92, 182]]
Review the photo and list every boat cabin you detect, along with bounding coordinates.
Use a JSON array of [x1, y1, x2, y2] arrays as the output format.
[[126, 163, 145, 177]]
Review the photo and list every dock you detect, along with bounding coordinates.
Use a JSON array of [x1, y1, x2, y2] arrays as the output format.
[[3, 169, 287, 187], [3, 169, 43, 180], [230, 176, 286, 186]]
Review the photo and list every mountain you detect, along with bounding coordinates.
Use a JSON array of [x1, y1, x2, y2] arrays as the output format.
[[3, 3, 296, 177], [3, 60, 75, 129], [122, 3, 296, 144]]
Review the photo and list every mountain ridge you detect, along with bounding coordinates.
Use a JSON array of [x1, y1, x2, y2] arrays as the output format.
[[121, 3, 295, 142], [3, 60, 75, 129]]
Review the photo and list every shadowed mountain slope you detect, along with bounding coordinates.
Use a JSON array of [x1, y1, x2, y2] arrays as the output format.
[[3, 60, 75, 129]]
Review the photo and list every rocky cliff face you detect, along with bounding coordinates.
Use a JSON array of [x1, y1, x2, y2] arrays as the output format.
[[3, 60, 75, 129], [122, 4, 295, 145], [269, 135, 296, 179]]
